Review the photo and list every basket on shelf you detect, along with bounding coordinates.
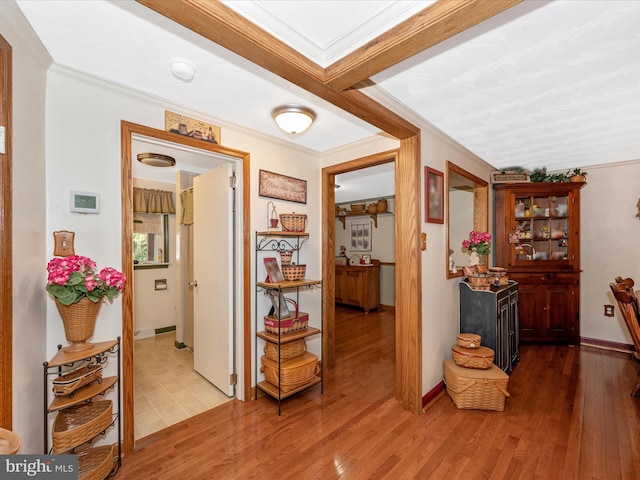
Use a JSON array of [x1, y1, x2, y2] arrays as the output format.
[[451, 345, 495, 369], [457, 333, 481, 349], [52, 400, 113, 453], [279, 213, 307, 232], [350, 203, 365, 213], [264, 338, 306, 361], [261, 352, 319, 392], [53, 363, 103, 397], [77, 445, 114, 480], [263, 312, 309, 334], [282, 264, 306, 281], [278, 249, 293, 265], [444, 359, 510, 411]]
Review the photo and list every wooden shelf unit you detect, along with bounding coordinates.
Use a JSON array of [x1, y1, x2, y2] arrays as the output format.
[[43, 338, 121, 479], [254, 231, 323, 414]]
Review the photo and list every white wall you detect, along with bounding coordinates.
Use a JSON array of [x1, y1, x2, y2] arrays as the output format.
[[579, 160, 640, 345], [132, 178, 177, 335], [0, 1, 50, 454], [419, 125, 495, 397]]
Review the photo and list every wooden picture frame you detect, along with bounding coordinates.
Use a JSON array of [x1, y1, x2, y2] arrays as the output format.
[[164, 110, 221, 144], [258, 169, 307, 204], [425, 167, 444, 224]]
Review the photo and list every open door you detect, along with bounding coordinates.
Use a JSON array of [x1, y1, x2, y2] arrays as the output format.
[[193, 163, 235, 396]]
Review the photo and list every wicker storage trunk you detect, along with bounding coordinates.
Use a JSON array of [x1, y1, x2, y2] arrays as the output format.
[[444, 359, 510, 411], [261, 352, 319, 392]]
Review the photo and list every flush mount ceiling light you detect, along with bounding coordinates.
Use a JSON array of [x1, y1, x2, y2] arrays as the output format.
[[170, 59, 196, 82], [137, 153, 176, 168], [271, 105, 316, 135]]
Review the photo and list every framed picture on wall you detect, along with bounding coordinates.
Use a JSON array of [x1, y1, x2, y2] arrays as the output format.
[[350, 221, 371, 252], [425, 167, 444, 224]]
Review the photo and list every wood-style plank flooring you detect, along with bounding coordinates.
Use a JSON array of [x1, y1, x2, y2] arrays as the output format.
[[115, 306, 640, 479]]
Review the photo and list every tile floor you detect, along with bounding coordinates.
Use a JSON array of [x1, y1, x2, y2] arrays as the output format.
[[134, 333, 232, 440]]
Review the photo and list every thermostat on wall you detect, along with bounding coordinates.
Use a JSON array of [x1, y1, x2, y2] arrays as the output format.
[[70, 191, 100, 214]]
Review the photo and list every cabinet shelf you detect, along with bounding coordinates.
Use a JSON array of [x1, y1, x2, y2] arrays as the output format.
[[335, 211, 393, 229], [257, 327, 320, 344], [257, 377, 322, 400], [257, 279, 321, 289], [48, 340, 118, 368], [48, 376, 118, 413]]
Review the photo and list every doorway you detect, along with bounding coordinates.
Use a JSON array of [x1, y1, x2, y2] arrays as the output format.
[[131, 141, 236, 439], [121, 121, 251, 453]]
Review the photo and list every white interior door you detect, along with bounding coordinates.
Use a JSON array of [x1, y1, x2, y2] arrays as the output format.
[[193, 163, 235, 396]]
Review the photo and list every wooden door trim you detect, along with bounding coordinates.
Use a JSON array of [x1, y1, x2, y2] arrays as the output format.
[[322, 143, 422, 413], [121, 121, 251, 453], [0, 34, 12, 429]]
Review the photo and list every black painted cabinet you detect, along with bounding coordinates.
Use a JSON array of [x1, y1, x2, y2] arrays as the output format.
[[459, 281, 519, 373]]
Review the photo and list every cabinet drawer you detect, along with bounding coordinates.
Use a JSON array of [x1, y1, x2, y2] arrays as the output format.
[[509, 272, 579, 285]]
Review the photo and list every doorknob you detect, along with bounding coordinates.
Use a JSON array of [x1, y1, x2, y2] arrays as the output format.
[[188, 280, 198, 287]]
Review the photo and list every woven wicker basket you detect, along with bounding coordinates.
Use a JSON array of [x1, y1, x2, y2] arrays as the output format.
[[279, 213, 307, 232], [282, 264, 306, 281], [52, 400, 112, 453], [77, 445, 114, 480], [452, 345, 495, 369], [53, 363, 103, 397], [457, 333, 481, 349], [55, 297, 102, 353], [261, 352, 319, 392], [264, 312, 309, 334], [278, 249, 293, 265], [444, 359, 510, 411], [264, 338, 306, 361], [0, 427, 21, 454]]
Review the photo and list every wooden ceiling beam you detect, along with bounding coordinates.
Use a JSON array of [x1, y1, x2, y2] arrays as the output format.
[[136, 0, 419, 139], [324, 0, 523, 91]]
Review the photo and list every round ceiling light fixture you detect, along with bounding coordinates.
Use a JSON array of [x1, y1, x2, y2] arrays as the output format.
[[271, 105, 316, 135], [170, 58, 196, 82], [137, 152, 176, 168]]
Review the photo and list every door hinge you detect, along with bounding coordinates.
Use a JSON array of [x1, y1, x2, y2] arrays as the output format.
[[230, 373, 237, 385], [229, 174, 236, 188]]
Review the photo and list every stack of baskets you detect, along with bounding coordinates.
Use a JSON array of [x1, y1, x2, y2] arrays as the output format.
[[261, 339, 319, 393], [444, 333, 510, 411]]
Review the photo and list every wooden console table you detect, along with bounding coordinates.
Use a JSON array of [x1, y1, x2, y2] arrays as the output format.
[[335, 261, 380, 313]]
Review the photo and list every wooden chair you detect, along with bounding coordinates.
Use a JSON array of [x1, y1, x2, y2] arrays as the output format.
[[610, 279, 640, 397]]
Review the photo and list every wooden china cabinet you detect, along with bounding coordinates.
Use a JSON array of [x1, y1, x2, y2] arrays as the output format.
[[494, 182, 585, 345]]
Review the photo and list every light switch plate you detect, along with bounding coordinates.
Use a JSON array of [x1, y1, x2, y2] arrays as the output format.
[[53, 230, 75, 257]]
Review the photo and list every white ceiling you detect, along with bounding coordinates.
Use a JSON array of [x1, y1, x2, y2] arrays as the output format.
[[13, 0, 640, 197]]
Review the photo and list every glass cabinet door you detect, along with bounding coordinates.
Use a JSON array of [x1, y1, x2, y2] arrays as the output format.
[[511, 193, 570, 265]]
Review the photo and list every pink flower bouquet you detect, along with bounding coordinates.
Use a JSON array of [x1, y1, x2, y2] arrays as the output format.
[[46, 255, 126, 306], [461, 230, 492, 256]]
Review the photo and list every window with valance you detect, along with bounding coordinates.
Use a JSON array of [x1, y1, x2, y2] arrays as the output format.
[[133, 188, 174, 267]]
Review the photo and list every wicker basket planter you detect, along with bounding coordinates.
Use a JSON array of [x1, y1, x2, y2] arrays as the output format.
[[279, 213, 307, 232], [452, 345, 495, 369], [444, 359, 510, 411], [77, 445, 114, 480], [55, 298, 103, 353], [282, 264, 306, 281], [264, 339, 306, 361], [53, 363, 103, 397], [457, 333, 481, 349], [261, 352, 319, 392], [52, 400, 112, 453]]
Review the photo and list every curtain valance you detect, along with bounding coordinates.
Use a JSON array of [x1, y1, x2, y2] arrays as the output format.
[[133, 187, 175, 214]]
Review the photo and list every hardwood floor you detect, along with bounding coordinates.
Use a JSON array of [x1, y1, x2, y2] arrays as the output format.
[[115, 306, 640, 479]]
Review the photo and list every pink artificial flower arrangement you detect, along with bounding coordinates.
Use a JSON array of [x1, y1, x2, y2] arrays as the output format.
[[462, 230, 492, 256], [46, 255, 126, 306]]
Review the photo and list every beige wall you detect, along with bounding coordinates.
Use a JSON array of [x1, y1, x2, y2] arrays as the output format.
[[0, 1, 50, 454], [579, 160, 640, 345]]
